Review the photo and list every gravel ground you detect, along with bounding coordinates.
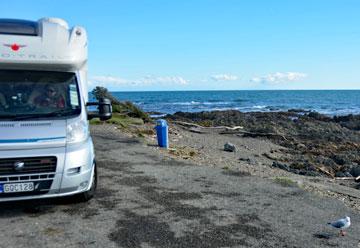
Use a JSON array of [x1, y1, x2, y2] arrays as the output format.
[[152, 123, 360, 211], [0, 124, 360, 247]]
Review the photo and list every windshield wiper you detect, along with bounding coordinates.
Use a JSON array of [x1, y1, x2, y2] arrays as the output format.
[[1, 114, 41, 121]]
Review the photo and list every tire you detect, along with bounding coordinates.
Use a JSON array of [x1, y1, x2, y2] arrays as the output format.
[[74, 162, 97, 202]]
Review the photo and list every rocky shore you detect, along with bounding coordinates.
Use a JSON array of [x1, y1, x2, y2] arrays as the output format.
[[166, 110, 360, 179], [91, 107, 360, 210]]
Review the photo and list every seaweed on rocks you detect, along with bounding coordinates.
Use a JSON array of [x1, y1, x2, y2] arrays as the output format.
[[167, 110, 360, 177]]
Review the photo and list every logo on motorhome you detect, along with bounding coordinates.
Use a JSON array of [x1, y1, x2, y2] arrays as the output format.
[[14, 161, 25, 171], [3, 43, 27, 52]]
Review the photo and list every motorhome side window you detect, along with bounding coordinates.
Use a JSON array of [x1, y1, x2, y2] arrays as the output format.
[[0, 70, 81, 120]]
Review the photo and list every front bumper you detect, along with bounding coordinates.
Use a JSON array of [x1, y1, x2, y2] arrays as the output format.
[[0, 166, 93, 202], [0, 138, 95, 202]]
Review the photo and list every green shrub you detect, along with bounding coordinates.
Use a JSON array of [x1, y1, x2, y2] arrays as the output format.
[[112, 104, 127, 113], [91, 86, 150, 121], [120, 101, 150, 121], [91, 86, 121, 105]]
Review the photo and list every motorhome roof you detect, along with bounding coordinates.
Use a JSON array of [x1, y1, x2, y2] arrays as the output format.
[[0, 18, 87, 71]]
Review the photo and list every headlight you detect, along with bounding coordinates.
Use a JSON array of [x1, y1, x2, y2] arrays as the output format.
[[66, 120, 89, 144]]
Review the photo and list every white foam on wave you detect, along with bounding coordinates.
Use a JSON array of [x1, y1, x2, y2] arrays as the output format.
[[174, 101, 200, 105], [173, 101, 232, 106], [252, 105, 267, 109]]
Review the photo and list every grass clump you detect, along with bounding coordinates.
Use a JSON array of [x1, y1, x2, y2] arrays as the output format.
[[43, 227, 63, 236], [134, 128, 155, 137], [274, 177, 297, 187], [90, 113, 144, 128], [167, 146, 198, 159], [197, 120, 213, 127]]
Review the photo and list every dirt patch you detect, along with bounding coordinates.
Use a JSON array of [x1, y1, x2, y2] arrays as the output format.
[[201, 191, 245, 198], [42, 227, 64, 236], [222, 170, 252, 177], [139, 186, 214, 220], [108, 210, 282, 248], [95, 187, 117, 199], [274, 177, 298, 187], [98, 159, 133, 172], [118, 176, 157, 187], [62, 203, 100, 219]]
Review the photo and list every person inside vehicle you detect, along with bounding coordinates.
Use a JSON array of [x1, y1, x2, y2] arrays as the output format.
[[33, 84, 65, 108], [0, 92, 9, 110]]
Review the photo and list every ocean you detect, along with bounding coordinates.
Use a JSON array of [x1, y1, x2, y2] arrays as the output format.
[[107, 90, 360, 116]]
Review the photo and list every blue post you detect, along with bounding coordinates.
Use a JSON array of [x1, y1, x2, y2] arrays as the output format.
[[155, 119, 169, 148]]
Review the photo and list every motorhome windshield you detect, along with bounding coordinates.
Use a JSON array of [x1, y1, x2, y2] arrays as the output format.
[[0, 70, 81, 120]]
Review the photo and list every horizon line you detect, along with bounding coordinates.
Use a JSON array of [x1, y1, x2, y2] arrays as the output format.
[[91, 89, 360, 93]]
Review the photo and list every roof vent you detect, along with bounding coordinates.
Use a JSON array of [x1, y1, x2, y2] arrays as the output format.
[[0, 19, 38, 36], [39, 17, 69, 29]]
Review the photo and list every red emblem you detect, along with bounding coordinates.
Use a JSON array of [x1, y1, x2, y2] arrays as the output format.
[[3, 43, 27, 51]]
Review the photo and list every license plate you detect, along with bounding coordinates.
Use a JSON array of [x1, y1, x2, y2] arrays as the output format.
[[0, 182, 34, 193]]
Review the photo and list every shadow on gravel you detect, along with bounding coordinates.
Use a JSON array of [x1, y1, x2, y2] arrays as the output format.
[[92, 134, 141, 151], [201, 190, 245, 198], [222, 170, 252, 177], [313, 233, 333, 239], [109, 210, 251, 248], [108, 210, 282, 248], [0, 196, 86, 218], [313, 233, 345, 247], [139, 186, 214, 220]]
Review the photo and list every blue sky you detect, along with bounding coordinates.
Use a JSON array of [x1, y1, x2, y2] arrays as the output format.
[[1, 0, 359, 91]]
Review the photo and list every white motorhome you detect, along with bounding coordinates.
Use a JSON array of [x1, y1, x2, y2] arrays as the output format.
[[0, 18, 111, 202]]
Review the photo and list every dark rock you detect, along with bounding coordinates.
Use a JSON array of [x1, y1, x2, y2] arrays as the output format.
[[322, 158, 337, 167], [272, 162, 290, 171], [291, 169, 320, 177], [239, 157, 256, 165], [239, 157, 251, 162], [296, 143, 306, 150], [350, 166, 360, 177], [331, 155, 348, 166], [224, 142, 236, 152], [288, 109, 307, 113], [304, 171, 322, 177], [335, 172, 347, 177], [307, 112, 332, 121], [344, 172, 353, 177], [333, 114, 360, 131]]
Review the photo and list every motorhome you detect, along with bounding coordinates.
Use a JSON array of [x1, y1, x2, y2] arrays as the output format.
[[0, 18, 111, 202]]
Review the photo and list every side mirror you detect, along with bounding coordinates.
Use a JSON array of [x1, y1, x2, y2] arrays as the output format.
[[86, 98, 112, 121]]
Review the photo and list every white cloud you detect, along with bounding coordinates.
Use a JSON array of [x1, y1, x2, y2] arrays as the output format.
[[89, 75, 189, 88], [136, 75, 189, 85], [211, 74, 239, 81], [89, 76, 128, 86], [251, 72, 307, 84]]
